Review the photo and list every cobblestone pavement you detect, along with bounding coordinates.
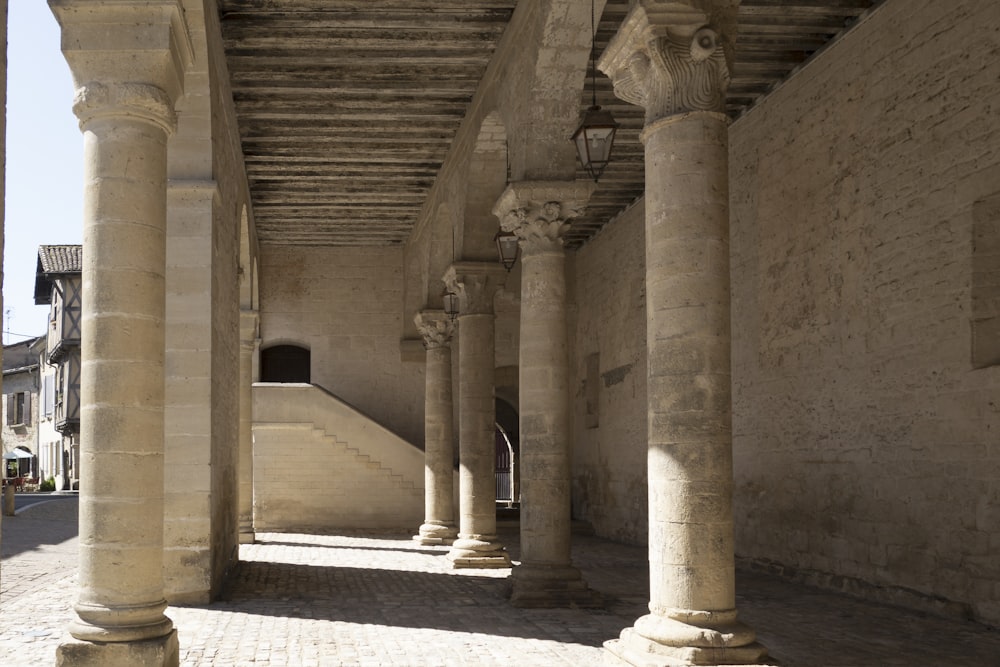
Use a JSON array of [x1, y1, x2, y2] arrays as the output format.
[[3, 500, 1000, 666]]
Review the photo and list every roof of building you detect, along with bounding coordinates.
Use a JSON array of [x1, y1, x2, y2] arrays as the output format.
[[37, 245, 82, 274], [34, 245, 82, 305], [2, 336, 44, 374]]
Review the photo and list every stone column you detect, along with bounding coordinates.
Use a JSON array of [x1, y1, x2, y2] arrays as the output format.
[[599, 2, 766, 665], [50, 2, 188, 664], [493, 182, 600, 607], [0, 0, 6, 566], [238, 309, 259, 544], [444, 262, 511, 568], [413, 310, 458, 545]]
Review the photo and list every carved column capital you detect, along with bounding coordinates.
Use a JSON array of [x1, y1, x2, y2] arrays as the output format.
[[51, 0, 193, 130], [492, 181, 595, 255], [599, 1, 737, 125], [443, 262, 507, 316], [73, 82, 177, 133], [414, 310, 455, 350]]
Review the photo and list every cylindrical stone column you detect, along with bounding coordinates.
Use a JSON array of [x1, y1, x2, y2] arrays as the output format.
[[413, 310, 458, 545], [444, 263, 511, 568], [599, 3, 766, 664], [66, 81, 178, 651], [52, 2, 188, 661], [238, 309, 258, 544], [494, 183, 600, 607]]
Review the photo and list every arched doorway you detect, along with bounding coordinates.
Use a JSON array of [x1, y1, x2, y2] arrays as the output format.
[[494, 397, 519, 506], [495, 424, 515, 506], [260, 344, 311, 383]]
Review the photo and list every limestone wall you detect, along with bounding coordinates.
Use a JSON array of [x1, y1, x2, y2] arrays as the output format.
[[259, 245, 425, 448], [730, 0, 1000, 624], [568, 201, 648, 545]]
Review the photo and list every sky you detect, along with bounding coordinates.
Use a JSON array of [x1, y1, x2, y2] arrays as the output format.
[[4, 2, 84, 344]]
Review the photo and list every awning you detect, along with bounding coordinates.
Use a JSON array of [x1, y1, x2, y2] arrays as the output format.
[[3, 448, 33, 460]]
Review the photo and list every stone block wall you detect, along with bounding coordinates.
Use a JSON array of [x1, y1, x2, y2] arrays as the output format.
[[730, 0, 1000, 624], [259, 245, 425, 448], [568, 201, 649, 545], [252, 424, 423, 532]]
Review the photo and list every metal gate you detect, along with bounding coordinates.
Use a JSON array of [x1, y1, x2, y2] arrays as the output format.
[[495, 425, 514, 504]]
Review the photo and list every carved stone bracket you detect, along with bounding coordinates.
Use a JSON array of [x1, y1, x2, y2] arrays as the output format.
[[599, 1, 737, 124], [414, 310, 455, 349], [442, 262, 507, 316], [492, 181, 595, 255]]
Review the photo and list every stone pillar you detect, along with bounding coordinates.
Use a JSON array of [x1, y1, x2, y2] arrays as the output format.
[[50, 1, 188, 664], [493, 182, 600, 607], [0, 0, 6, 567], [238, 309, 259, 544], [413, 310, 458, 545], [599, 2, 766, 665], [444, 262, 511, 568]]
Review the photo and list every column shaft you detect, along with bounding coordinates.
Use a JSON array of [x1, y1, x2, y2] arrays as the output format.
[[443, 263, 509, 568], [494, 181, 598, 607], [599, 3, 766, 663], [72, 112, 174, 644], [414, 310, 458, 545], [518, 247, 571, 566], [447, 311, 510, 567], [645, 112, 735, 613], [237, 314, 256, 544], [417, 345, 457, 542]]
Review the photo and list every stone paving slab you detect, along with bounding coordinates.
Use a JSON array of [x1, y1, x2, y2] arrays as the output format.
[[3, 500, 1000, 666]]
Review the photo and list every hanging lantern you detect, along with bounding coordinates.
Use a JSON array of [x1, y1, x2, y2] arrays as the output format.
[[442, 289, 459, 320], [494, 229, 520, 272], [572, 105, 618, 182], [572, 0, 618, 182]]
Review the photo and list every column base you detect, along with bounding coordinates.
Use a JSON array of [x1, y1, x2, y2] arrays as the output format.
[[414, 522, 458, 545], [57, 629, 179, 667], [603, 612, 768, 666], [509, 563, 603, 608], [446, 535, 511, 569]]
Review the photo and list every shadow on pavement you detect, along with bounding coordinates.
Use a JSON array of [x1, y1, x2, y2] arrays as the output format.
[[0, 496, 79, 560]]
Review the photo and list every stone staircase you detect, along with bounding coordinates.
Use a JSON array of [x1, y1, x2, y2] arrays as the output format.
[[252, 383, 424, 532]]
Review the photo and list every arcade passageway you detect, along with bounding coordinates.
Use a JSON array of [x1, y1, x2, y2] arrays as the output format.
[[3, 499, 1000, 666]]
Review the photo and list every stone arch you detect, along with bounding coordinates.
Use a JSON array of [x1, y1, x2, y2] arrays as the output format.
[[260, 343, 311, 383], [238, 204, 258, 310], [458, 111, 508, 262], [503, 0, 608, 181]]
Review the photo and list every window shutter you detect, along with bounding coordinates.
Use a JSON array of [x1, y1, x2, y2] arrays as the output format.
[[46, 375, 55, 416], [24, 392, 32, 423], [6, 394, 14, 426]]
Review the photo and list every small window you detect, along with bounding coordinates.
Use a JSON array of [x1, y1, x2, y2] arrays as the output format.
[[6, 392, 31, 426], [260, 345, 311, 383]]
